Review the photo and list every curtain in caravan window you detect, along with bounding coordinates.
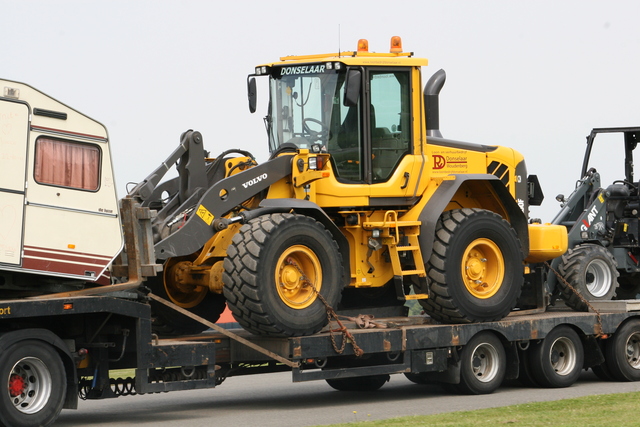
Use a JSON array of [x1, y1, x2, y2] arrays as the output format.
[[34, 137, 100, 191]]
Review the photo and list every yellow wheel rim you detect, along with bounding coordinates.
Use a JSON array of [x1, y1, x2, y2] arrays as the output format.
[[276, 245, 321, 309], [163, 258, 208, 309], [461, 238, 505, 299]]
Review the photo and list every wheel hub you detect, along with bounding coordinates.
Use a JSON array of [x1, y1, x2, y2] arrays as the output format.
[[470, 343, 499, 382], [549, 337, 576, 375], [276, 246, 321, 309], [164, 259, 208, 308], [9, 357, 52, 415], [585, 258, 613, 297], [462, 238, 505, 299], [626, 333, 640, 369], [9, 374, 25, 397]]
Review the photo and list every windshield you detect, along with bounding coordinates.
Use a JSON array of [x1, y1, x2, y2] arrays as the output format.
[[268, 66, 343, 153]]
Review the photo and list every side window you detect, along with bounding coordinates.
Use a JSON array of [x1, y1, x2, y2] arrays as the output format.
[[34, 137, 100, 191], [370, 71, 411, 182]]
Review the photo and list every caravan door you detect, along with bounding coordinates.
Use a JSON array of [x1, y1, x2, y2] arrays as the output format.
[[0, 100, 28, 265]]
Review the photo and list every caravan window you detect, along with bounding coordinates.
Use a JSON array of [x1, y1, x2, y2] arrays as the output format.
[[34, 137, 100, 191]]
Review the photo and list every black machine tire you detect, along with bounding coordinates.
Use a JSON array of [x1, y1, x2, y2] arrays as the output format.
[[148, 274, 227, 336], [223, 213, 343, 337], [0, 340, 66, 427], [419, 208, 524, 323], [456, 331, 506, 395], [557, 244, 619, 311], [604, 318, 640, 381], [326, 375, 390, 391], [528, 326, 584, 388]]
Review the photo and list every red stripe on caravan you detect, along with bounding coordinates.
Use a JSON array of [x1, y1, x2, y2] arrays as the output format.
[[23, 246, 112, 265]]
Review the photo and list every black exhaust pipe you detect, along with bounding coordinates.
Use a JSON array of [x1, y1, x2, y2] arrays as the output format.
[[424, 69, 446, 138]]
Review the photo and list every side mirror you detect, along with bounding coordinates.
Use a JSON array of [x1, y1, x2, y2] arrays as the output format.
[[343, 69, 361, 107], [248, 77, 257, 113]]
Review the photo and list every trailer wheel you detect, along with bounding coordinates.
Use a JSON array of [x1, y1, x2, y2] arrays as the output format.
[[223, 213, 343, 337], [517, 347, 540, 387], [0, 340, 66, 427], [529, 326, 583, 388], [591, 364, 615, 381], [326, 375, 390, 391], [604, 318, 640, 381], [558, 244, 619, 311], [456, 331, 506, 394], [148, 273, 227, 336], [404, 372, 430, 384], [419, 208, 523, 323]]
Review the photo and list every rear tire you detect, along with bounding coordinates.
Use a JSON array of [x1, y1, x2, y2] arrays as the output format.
[[457, 332, 506, 395], [419, 208, 523, 323], [604, 318, 640, 381], [148, 274, 227, 336], [326, 375, 390, 391], [223, 213, 343, 337], [529, 326, 583, 388], [558, 244, 619, 311], [0, 340, 66, 427]]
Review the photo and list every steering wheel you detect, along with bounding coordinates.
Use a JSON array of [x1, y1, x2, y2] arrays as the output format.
[[303, 118, 329, 142]]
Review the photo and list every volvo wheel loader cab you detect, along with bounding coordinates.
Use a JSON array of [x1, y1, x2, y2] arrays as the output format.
[[549, 127, 640, 309]]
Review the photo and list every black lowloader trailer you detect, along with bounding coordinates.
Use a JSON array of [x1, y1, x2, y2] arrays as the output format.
[[3, 277, 640, 426]]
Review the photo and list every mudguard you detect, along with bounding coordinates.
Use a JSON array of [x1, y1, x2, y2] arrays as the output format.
[[417, 174, 529, 264]]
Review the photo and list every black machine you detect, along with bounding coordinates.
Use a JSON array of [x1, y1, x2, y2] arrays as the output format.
[[549, 127, 640, 309]]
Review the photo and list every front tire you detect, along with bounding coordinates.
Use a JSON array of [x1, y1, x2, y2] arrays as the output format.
[[419, 208, 524, 323], [0, 340, 66, 427], [558, 244, 619, 311], [223, 213, 343, 337]]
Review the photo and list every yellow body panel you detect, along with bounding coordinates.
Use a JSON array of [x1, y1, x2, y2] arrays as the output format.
[[526, 223, 569, 263]]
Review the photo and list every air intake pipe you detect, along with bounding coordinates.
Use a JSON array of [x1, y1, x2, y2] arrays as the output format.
[[424, 69, 446, 138]]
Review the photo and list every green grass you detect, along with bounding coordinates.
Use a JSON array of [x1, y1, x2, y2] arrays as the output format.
[[317, 391, 640, 427]]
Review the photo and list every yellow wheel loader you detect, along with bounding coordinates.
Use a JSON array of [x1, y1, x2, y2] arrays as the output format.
[[0, 37, 567, 338]]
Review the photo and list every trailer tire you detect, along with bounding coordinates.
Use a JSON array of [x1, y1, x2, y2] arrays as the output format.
[[604, 318, 640, 381], [517, 347, 540, 387], [223, 213, 343, 337], [404, 372, 430, 385], [529, 326, 583, 388], [0, 340, 66, 427], [558, 244, 619, 311], [148, 274, 227, 336], [419, 208, 523, 323], [326, 375, 390, 391], [591, 364, 615, 381], [457, 331, 506, 395]]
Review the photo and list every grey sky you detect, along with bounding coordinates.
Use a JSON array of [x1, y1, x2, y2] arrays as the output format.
[[3, 0, 639, 221]]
